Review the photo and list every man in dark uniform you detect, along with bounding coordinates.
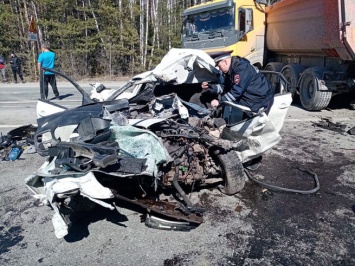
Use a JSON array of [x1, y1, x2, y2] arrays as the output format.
[[9, 53, 25, 83], [202, 51, 274, 170], [202, 51, 274, 114]]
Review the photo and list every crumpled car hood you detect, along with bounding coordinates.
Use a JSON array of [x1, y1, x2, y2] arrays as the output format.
[[145, 48, 220, 84]]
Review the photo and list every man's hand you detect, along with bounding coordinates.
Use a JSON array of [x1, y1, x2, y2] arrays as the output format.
[[201, 82, 209, 90], [211, 99, 219, 107]]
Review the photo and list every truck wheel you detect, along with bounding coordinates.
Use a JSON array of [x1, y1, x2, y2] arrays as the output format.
[[265, 62, 284, 93], [281, 64, 306, 97], [217, 151, 246, 195], [299, 68, 332, 111], [265, 62, 284, 72]]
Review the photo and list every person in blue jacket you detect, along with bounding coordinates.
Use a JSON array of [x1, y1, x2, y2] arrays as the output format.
[[37, 42, 60, 100], [202, 51, 274, 114]]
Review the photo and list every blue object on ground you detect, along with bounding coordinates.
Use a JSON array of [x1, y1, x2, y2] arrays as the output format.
[[8, 147, 21, 161]]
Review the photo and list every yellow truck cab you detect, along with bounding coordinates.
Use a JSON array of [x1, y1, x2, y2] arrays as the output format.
[[182, 0, 355, 111], [182, 0, 268, 68]]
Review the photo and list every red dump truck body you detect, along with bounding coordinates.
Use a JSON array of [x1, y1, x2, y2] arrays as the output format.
[[182, 0, 355, 110], [266, 0, 355, 61]]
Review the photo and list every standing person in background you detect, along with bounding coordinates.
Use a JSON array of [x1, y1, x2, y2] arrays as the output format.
[[0, 55, 7, 82], [37, 42, 59, 100], [9, 53, 25, 83]]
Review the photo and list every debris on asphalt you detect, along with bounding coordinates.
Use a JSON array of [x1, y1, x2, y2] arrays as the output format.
[[0, 124, 37, 161], [261, 188, 273, 201], [312, 118, 347, 133], [347, 126, 355, 135]]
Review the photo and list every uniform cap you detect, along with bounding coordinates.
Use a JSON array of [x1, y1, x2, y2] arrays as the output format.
[[209, 50, 233, 65]]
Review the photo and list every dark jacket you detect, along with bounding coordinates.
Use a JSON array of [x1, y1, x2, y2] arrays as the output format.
[[220, 57, 273, 113], [10, 56, 22, 69]]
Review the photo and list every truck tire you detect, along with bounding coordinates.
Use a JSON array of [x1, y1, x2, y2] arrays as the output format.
[[265, 62, 284, 93], [217, 151, 246, 195], [281, 64, 306, 97], [299, 68, 332, 111], [265, 62, 284, 72]]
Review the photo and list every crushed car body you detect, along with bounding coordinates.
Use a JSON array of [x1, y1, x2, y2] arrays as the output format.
[[26, 48, 292, 238]]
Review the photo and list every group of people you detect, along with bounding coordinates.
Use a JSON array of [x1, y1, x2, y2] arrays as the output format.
[[0, 42, 59, 99], [4, 48, 269, 108], [0, 53, 26, 83], [2, 47, 271, 110]]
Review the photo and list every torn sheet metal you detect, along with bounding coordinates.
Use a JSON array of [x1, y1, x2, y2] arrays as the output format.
[[151, 48, 220, 84], [88, 48, 221, 102], [312, 118, 347, 133], [26, 171, 114, 238], [25, 48, 293, 236]]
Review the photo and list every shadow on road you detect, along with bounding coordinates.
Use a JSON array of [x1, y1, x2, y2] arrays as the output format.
[[64, 205, 128, 242], [49, 93, 74, 101]]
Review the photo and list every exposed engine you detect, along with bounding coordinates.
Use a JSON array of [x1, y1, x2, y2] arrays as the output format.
[[155, 124, 223, 187]]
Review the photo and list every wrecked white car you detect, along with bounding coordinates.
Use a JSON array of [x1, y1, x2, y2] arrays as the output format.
[[26, 48, 292, 238]]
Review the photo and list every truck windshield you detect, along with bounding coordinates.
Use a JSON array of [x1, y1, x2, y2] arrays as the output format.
[[183, 6, 235, 37]]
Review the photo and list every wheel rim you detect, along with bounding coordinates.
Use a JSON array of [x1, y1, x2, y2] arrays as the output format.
[[305, 75, 315, 100], [301, 73, 316, 103], [299, 68, 332, 110]]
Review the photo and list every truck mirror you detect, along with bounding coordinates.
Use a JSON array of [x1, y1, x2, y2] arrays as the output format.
[[239, 8, 253, 37]]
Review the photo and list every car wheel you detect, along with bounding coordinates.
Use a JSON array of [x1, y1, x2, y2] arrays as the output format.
[[217, 151, 246, 195]]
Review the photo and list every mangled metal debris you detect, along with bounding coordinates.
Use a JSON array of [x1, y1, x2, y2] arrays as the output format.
[[312, 118, 347, 133], [0, 124, 37, 161], [25, 48, 293, 238], [347, 126, 355, 135]]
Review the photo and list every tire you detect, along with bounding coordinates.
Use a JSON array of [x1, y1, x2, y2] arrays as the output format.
[[217, 151, 246, 195], [281, 64, 306, 97], [265, 62, 284, 93], [299, 68, 332, 111], [265, 62, 284, 72]]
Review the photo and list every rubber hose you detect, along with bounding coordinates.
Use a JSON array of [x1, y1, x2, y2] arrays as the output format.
[[244, 166, 320, 194]]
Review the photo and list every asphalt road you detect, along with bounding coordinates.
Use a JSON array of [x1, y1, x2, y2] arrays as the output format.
[[0, 82, 355, 265], [0, 81, 126, 131]]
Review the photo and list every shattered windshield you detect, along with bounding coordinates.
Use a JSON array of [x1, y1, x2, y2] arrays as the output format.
[[183, 6, 235, 37]]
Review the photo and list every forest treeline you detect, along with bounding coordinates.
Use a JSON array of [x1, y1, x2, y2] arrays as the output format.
[[0, 0, 203, 81]]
